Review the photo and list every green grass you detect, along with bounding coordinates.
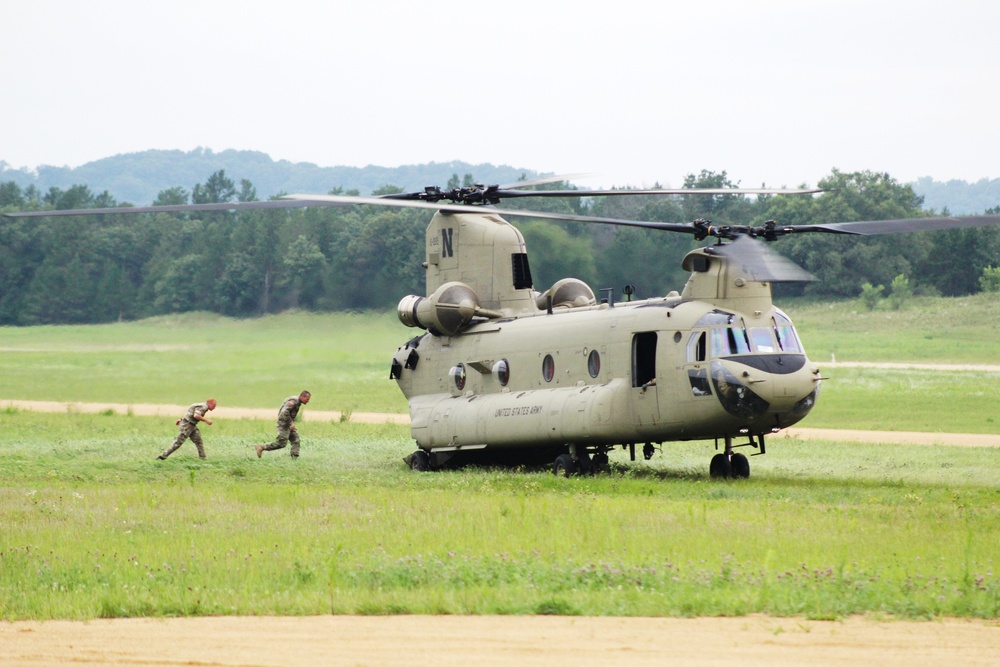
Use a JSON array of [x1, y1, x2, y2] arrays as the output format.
[[1, 410, 998, 620], [2, 297, 999, 621], [783, 293, 1000, 365], [0, 310, 409, 414]]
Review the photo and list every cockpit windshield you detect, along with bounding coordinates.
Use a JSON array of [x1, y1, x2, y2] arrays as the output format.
[[689, 308, 804, 360]]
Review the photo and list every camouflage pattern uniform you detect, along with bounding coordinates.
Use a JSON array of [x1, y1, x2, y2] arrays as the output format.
[[260, 395, 306, 457], [159, 402, 211, 459]]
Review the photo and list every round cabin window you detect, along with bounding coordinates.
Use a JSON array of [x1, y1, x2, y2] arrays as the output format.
[[450, 364, 466, 391], [493, 359, 510, 386], [587, 349, 601, 378], [542, 354, 555, 382]]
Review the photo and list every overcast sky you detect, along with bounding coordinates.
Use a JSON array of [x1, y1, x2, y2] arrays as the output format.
[[2, 0, 998, 189]]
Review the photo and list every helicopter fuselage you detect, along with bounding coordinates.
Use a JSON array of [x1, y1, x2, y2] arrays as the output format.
[[389, 210, 822, 473], [392, 274, 820, 467]]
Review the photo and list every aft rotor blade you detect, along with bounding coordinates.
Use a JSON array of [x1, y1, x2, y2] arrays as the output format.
[[280, 193, 702, 230], [2, 199, 325, 219]]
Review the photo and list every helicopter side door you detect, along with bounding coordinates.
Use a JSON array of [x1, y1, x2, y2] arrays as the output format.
[[631, 331, 660, 425]]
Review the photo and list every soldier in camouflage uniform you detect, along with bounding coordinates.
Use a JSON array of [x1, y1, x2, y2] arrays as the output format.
[[256, 390, 311, 458], [158, 398, 217, 460]]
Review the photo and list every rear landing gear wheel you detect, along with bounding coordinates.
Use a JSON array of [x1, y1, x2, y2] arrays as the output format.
[[553, 453, 576, 477], [591, 452, 610, 474], [408, 450, 430, 471], [730, 453, 750, 479], [709, 453, 732, 479]]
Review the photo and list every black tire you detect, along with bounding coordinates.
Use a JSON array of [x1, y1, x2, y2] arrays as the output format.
[[709, 453, 732, 479], [409, 450, 430, 471], [730, 453, 750, 479], [553, 453, 576, 477], [591, 452, 610, 473]]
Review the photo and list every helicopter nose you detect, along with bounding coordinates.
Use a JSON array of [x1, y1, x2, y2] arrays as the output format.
[[710, 360, 769, 419], [710, 358, 820, 422]]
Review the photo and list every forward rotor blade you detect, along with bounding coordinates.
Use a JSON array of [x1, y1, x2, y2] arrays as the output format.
[[711, 236, 816, 283], [495, 187, 825, 199], [497, 173, 598, 189], [802, 214, 1000, 235]]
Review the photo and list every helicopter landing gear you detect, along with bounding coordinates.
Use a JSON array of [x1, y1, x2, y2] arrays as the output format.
[[710, 436, 752, 479], [591, 451, 610, 473], [553, 453, 576, 477], [709, 453, 732, 478], [730, 453, 750, 479], [406, 450, 430, 471]]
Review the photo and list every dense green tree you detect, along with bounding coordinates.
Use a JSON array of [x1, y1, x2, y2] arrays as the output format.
[[281, 235, 327, 309], [3, 166, 996, 325], [0, 181, 25, 208], [192, 170, 236, 204], [154, 187, 189, 206]]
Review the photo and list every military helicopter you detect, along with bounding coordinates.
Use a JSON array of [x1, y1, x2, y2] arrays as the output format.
[[8, 178, 1000, 478]]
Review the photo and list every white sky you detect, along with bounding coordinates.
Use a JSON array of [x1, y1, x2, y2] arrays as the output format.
[[2, 0, 998, 189]]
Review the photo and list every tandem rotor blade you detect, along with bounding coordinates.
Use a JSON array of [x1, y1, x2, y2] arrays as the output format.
[[802, 214, 1000, 235], [2, 198, 330, 219], [710, 236, 817, 283]]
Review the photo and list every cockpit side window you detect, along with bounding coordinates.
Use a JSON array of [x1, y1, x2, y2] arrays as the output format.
[[772, 309, 803, 353], [687, 331, 707, 362]]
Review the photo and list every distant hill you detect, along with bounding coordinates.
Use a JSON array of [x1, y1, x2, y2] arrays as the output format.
[[0, 148, 541, 205], [2, 149, 998, 214], [909, 176, 1000, 215]]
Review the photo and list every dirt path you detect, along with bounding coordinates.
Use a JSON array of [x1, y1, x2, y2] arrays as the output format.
[[4, 399, 997, 447], [2, 614, 998, 667]]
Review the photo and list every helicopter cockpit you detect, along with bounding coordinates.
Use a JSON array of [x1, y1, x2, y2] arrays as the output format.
[[687, 308, 804, 363], [685, 307, 815, 424]]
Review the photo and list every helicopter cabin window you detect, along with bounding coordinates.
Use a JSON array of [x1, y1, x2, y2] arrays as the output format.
[[632, 332, 657, 388], [450, 364, 466, 391], [542, 354, 555, 382], [493, 359, 510, 386], [587, 349, 601, 378]]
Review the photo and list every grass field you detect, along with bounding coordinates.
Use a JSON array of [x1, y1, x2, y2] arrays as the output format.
[[1, 410, 997, 620], [1, 296, 998, 621]]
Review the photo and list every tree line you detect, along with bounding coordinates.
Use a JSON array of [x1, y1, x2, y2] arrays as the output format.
[[1, 168, 998, 326]]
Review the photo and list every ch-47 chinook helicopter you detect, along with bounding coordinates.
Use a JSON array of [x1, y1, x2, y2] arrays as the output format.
[[9, 177, 1000, 478]]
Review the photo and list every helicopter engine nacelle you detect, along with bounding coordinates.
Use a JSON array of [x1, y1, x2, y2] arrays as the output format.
[[535, 278, 597, 310], [397, 281, 481, 336]]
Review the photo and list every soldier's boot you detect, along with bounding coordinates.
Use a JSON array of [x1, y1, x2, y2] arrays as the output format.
[[196, 444, 207, 460], [255, 444, 264, 458], [156, 453, 167, 460]]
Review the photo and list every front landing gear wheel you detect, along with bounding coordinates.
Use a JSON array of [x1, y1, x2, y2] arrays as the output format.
[[730, 453, 750, 479], [553, 453, 576, 477], [709, 453, 732, 479], [407, 450, 430, 471]]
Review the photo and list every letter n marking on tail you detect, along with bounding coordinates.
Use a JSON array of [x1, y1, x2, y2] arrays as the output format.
[[441, 228, 454, 258]]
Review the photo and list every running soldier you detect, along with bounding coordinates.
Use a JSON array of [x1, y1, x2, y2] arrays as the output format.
[[158, 398, 217, 460], [256, 390, 311, 458]]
